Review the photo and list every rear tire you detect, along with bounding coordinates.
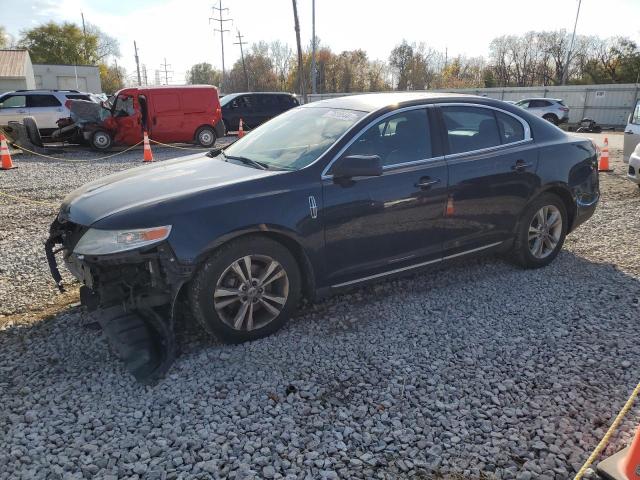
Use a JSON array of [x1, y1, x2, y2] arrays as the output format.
[[195, 126, 217, 147], [543, 114, 559, 125], [511, 193, 568, 269], [22, 116, 43, 147], [91, 130, 112, 150], [189, 236, 301, 343]]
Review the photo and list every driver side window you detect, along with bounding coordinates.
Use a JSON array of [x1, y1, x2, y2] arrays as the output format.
[[342, 109, 431, 167]]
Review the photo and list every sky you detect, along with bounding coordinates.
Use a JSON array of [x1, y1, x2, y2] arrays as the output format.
[[3, 0, 640, 84]]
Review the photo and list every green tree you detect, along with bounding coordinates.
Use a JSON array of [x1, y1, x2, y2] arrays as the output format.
[[0, 26, 8, 48], [99, 63, 125, 94], [18, 21, 119, 65], [186, 62, 221, 85]]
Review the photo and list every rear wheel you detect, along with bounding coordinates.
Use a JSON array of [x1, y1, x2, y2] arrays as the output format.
[[91, 130, 112, 150], [22, 116, 43, 147], [195, 126, 216, 147], [512, 193, 568, 268], [543, 114, 559, 125], [189, 236, 301, 343]]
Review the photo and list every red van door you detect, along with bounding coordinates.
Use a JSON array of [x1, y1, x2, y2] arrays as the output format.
[[148, 91, 188, 143], [112, 94, 143, 145]]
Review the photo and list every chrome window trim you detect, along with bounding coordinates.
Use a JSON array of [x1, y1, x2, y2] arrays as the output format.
[[437, 102, 533, 159], [321, 105, 431, 179], [330, 241, 504, 288]]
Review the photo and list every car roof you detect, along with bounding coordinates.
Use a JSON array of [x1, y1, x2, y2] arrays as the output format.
[[519, 97, 562, 102], [301, 92, 484, 113]]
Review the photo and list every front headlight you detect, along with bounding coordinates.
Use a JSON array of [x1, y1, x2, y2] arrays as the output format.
[[73, 225, 172, 255]]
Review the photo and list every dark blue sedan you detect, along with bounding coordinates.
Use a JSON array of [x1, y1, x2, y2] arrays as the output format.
[[47, 92, 600, 381]]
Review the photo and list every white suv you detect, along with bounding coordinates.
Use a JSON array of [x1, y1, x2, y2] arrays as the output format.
[[515, 98, 570, 125], [0, 89, 99, 136]]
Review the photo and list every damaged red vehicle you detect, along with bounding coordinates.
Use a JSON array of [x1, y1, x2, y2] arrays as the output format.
[[56, 85, 225, 150]]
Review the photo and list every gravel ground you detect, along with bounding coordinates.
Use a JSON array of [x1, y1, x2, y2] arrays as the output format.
[[1, 134, 639, 479]]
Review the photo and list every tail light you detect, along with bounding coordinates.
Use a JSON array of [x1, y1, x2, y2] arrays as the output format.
[[560, 107, 569, 112]]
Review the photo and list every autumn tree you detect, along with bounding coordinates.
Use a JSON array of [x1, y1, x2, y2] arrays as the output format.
[[99, 63, 126, 94], [186, 62, 222, 86]]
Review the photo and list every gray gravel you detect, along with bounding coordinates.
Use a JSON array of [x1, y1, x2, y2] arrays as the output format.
[[1, 134, 639, 479]]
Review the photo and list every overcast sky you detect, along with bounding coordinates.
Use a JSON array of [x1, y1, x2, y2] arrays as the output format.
[[4, 0, 640, 84]]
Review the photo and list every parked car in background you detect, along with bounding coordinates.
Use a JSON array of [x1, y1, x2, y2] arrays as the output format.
[[64, 85, 225, 150], [623, 99, 640, 163], [515, 98, 569, 125], [627, 142, 640, 189], [47, 92, 600, 381], [0, 89, 99, 136], [220, 92, 299, 131]]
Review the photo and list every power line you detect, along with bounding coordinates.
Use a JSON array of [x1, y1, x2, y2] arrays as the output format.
[[234, 30, 249, 91], [210, 0, 233, 92], [160, 58, 173, 85], [562, 0, 582, 85]]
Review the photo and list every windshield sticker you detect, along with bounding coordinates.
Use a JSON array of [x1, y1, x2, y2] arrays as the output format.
[[322, 110, 360, 122]]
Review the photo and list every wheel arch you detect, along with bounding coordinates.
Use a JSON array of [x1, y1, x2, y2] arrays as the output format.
[[191, 227, 316, 301], [532, 184, 577, 232]]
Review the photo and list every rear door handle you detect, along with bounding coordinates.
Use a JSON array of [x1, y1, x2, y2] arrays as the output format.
[[512, 160, 532, 172], [415, 177, 441, 189]]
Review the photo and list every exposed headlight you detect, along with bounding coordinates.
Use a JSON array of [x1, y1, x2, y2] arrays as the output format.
[[73, 226, 171, 255]]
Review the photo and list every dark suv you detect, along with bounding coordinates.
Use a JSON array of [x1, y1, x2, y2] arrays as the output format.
[[47, 92, 599, 381], [220, 92, 299, 131]]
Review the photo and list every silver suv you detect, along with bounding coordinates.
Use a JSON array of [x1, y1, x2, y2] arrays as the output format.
[[515, 98, 570, 125], [0, 89, 99, 135]]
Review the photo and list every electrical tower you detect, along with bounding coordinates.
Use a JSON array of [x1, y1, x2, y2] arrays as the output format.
[[210, 0, 232, 92], [234, 30, 249, 91], [160, 58, 173, 85]]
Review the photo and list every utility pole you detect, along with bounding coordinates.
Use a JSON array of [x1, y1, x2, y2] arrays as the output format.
[[160, 58, 172, 85], [210, 0, 232, 92], [562, 0, 582, 85], [311, 0, 317, 95], [134, 41, 142, 86], [80, 11, 88, 61], [234, 30, 249, 91], [292, 0, 307, 103]]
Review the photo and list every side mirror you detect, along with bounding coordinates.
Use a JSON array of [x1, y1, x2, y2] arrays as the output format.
[[330, 154, 383, 178]]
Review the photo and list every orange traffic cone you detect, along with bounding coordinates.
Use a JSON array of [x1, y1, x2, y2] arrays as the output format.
[[599, 137, 613, 172], [238, 119, 245, 138], [0, 132, 16, 170], [143, 131, 154, 163], [597, 425, 640, 479]]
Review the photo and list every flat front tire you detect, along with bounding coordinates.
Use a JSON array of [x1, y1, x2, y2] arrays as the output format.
[[512, 193, 568, 269], [189, 236, 301, 343]]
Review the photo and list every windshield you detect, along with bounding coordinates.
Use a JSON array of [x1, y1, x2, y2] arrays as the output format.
[[222, 106, 366, 170]]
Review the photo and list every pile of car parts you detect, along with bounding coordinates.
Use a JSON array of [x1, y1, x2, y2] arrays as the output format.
[[5, 117, 47, 154]]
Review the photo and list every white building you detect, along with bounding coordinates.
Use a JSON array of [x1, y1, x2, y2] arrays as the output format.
[[0, 49, 102, 94], [0, 50, 36, 92], [33, 64, 102, 93]]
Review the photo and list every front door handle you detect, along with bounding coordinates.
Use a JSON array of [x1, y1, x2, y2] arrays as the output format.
[[415, 177, 441, 189], [512, 160, 532, 172]]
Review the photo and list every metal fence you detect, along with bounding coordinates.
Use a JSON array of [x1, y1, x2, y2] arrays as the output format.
[[306, 83, 640, 127]]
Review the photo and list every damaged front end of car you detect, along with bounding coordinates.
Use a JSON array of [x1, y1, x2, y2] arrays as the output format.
[[46, 216, 192, 384]]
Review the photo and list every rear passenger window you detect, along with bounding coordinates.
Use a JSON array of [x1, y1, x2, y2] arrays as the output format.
[[496, 112, 525, 144], [442, 106, 502, 154], [343, 109, 431, 166], [29, 95, 62, 107], [65, 94, 91, 101]]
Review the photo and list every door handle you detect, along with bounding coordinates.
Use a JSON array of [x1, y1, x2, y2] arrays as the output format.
[[512, 160, 532, 172], [415, 177, 441, 189]]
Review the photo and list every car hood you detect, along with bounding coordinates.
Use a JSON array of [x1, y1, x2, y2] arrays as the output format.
[[59, 153, 281, 226]]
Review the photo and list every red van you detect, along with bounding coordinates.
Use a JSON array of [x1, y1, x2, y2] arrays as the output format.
[[79, 85, 225, 150]]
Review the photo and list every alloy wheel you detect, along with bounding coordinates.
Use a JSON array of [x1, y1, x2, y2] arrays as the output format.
[[528, 205, 562, 259], [213, 255, 289, 331]]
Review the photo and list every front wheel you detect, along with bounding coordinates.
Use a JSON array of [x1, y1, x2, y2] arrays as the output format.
[[511, 193, 568, 268], [91, 130, 112, 150], [195, 126, 216, 147], [189, 236, 301, 343]]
